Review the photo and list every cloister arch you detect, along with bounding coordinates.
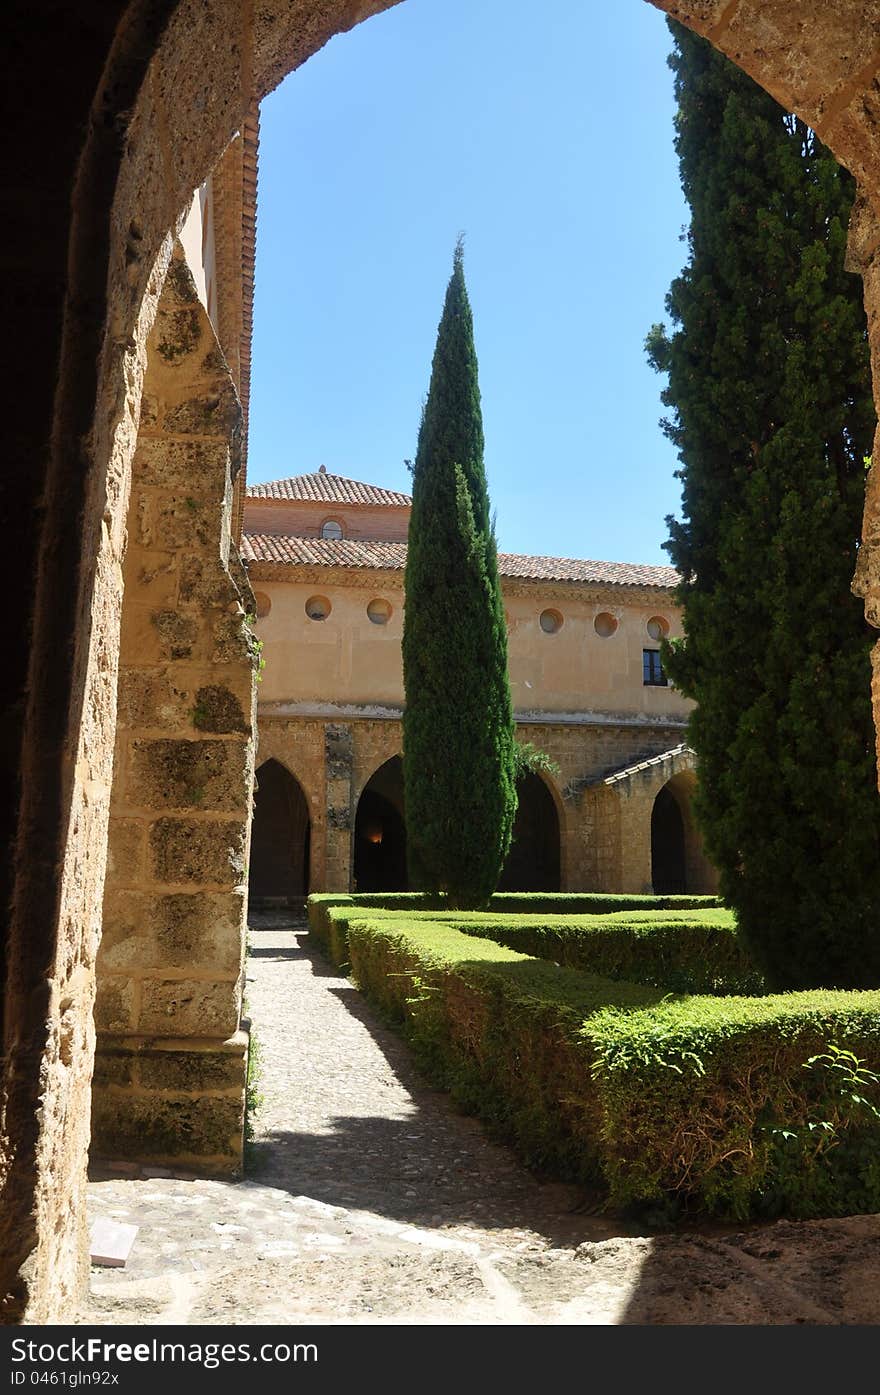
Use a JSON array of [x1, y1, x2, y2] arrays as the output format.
[[651, 782, 687, 893], [249, 759, 311, 902], [8, 0, 880, 1323], [651, 770, 717, 895], [354, 756, 408, 892], [499, 769, 563, 892]]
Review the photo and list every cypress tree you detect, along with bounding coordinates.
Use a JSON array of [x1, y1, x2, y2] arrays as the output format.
[[402, 241, 517, 907], [647, 22, 880, 990]]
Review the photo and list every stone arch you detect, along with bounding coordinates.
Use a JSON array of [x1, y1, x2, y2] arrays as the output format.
[[10, 0, 880, 1322], [499, 768, 563, 892], [651, 781, 687, 893], [652, 769, 717, 895], [354, 755, 408, 892], [249, 758, 311, 902]]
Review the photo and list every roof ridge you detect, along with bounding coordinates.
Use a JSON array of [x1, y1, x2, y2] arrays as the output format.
[[245, 471, 413, 506], [241, 532, 678, 587]]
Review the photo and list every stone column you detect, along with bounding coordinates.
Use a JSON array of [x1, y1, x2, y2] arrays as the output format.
[[92, 249, 257, 1174], [324, 723, 353, 891], [849, 192, 880, 783]]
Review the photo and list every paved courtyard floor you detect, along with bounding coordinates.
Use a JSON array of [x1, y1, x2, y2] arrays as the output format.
[[82, 912, 880, 1325]]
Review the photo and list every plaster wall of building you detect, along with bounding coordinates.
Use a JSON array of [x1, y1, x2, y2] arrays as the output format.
[[5, 0, 880, 1324], [243, 481, 709, 896]]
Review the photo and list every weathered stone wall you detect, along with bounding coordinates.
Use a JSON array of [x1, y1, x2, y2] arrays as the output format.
[[8, 0, 880, 1327], [93, 248, 257, 1174], [587, 748, 718, 894]]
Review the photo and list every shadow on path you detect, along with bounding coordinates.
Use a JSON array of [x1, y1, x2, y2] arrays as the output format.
[[244, 913, 622, 1248]]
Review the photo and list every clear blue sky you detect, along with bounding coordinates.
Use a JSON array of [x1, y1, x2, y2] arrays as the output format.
[[248, 0, 689, 565]]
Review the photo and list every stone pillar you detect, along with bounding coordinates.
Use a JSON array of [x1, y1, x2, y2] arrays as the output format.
[[849, 192, 880, 784], [324, 723, 353, 891], [92, 249, 257, 1174]]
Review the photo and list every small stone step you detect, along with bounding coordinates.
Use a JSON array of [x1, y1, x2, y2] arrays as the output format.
[[90, 1217, 139, 1267]]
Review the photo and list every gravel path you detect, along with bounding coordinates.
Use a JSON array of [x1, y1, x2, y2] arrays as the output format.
[[82, 912, 880, 1325]]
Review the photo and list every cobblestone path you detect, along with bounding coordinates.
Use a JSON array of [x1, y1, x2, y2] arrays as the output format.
[[82, 912, 880, 1324]]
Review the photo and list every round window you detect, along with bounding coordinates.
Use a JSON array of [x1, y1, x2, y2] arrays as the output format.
[[305, 594, 331, 621], [539, 608, 563, 635], [367, 598, 392, 625], [321, 519, 344, 540], [647, 615, 669, 641], [594, 612, 618, 638], [253, 591, 271, 619]]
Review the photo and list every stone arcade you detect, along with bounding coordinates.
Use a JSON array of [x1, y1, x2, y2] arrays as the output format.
[[5, 0, 880, 1323], [241, 470, 717, 901]]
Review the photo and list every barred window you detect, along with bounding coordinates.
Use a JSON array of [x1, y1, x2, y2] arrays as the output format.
[[643, 649, 667, 687]]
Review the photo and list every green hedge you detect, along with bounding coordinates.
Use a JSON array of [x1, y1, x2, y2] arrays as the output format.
[[329, 908, 880, 1219], [308, 897, 757, 995], [307, 891, 723, 950], [450, 910, 763, 997]]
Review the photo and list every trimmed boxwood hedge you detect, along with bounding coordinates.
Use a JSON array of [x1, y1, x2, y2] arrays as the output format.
[[310, 898, 880, 1220], [307, 891, 722, 953], [449, 911, 763, 997], [308, 897, 758, 996]]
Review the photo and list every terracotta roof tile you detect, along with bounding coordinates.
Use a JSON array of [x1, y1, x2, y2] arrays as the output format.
[[601, 744, 691, 785], [246, 472, 412, 507], [241, 533, 678, 589]]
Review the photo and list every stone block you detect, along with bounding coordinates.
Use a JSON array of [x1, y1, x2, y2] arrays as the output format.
[[91, 1050, 134, 1088], [129, 738, 250, 812], [134, 437, 231, 492], [123, 547, 179, 606], [138, 1049, 245, 1092], [150, 610, 201, 662], [105, 818, 145, 885], [138, 979, 240, 1037], [91, 1093, 243, 1168], [211, 613, 252, 663], [162, 389, 240, 439], [93, 979, 137, 1034], [154, 305, 204, 365], [136, 491, 217, 551], [116, 667, 194, 730], [148, 817, 246, 885], [99, 889, 244, 974], [178, 554, 235, 607], [324, 722, 353, 780], [192, 683, 249, 734]]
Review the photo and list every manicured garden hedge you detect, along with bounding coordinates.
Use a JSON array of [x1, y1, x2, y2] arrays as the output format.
[[307, 891, 722, 951], [308, 896, 880, 1219], [308, 897, 758, 995], [450, 910, 763, 997]]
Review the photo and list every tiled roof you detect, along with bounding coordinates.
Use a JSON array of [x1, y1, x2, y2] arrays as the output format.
[[242, 533, 678, 589], [246, 471, 412, 507], [496, 553, 678, 588], [242, 534, 409, 569], [601, 744, 691, 786]]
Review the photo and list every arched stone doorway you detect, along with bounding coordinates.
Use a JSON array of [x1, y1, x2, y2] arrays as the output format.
[[651, 783, 686, 893], [651, 770, 716, 895], [249, 759, 311, 902], [499, 771, 561, 891], [354, 756, 408, 891]]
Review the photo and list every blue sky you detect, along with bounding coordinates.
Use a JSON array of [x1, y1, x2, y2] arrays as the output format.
[[248, 0, 689, 565]]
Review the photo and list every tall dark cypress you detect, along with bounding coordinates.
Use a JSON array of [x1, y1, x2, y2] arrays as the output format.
[[402, 241, 517, 907], [647, 22, 880, 990]]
